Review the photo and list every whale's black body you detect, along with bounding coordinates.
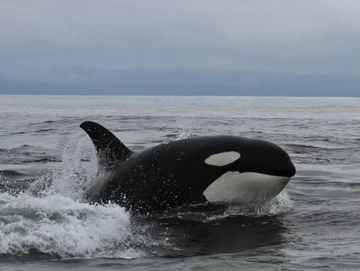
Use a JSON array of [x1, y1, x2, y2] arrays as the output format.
[[81, 121, 296, 213]]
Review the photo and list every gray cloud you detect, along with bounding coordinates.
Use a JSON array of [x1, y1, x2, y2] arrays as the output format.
[[0, 0, 360, 93]]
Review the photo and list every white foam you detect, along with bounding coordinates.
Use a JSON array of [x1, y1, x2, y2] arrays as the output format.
[[0, 133, 145, 259], [206, 190, 293, 221], [0, 192, 142, 258]]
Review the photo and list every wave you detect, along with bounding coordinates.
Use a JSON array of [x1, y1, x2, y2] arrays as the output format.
[[164, 190, 293, 223], [0, 145, 61, 165], [0, 170, 25, 177], [285, 143, 354, 151], [0, 192, 141, 259], [0, 133, 147, 260], [34, 128, 55, 133]]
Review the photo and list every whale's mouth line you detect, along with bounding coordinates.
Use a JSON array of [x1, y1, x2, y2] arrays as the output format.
[[238, 170, 292, 179], [238, 166, 296, 178]]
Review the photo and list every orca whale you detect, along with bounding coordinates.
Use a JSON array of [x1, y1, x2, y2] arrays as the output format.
[[80, 121, 296, 213]]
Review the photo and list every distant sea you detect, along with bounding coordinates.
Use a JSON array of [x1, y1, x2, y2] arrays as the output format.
[[0, 96, 359, 270]]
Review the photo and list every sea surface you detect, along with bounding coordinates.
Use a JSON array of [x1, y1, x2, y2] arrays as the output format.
[[0, 95, 359, 271]]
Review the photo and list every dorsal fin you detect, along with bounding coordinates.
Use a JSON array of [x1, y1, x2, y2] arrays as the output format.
[[80, 121, 132, 168]]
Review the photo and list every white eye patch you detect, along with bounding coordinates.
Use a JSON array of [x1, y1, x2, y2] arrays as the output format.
[[204, 151, 241, 166]]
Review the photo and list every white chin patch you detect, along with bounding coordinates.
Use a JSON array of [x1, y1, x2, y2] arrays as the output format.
[[203, 171, 290, 205], [205, 151, 241, 166]]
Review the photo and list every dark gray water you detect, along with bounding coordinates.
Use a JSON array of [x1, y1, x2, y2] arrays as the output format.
[[0, 96, 359, 270]]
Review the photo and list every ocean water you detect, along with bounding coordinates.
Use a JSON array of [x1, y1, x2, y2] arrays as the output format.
[[0, 95, 359, 270]]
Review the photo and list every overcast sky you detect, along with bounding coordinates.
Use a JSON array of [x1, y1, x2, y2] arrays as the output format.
[[0, 1, 359, 95]]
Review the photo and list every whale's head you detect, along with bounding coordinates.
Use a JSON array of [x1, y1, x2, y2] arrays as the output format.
[[202, 137, 295, 205]]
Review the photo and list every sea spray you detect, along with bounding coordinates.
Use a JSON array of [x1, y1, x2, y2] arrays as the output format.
[[0, 133, 145, 259], [0, 192, 141, 258]]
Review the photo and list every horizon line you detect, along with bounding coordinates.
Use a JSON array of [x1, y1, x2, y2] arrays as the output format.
[[0, 94, 359, 98]]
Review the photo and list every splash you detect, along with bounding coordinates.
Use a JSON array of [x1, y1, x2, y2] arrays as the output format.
[[0, 133, 144, 259], [0, 192, 141, 258], [171, 190, 293, 223], [28, 132, 98, 200], [207, 190, 293, 221], [174, 116, 213, 140]]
